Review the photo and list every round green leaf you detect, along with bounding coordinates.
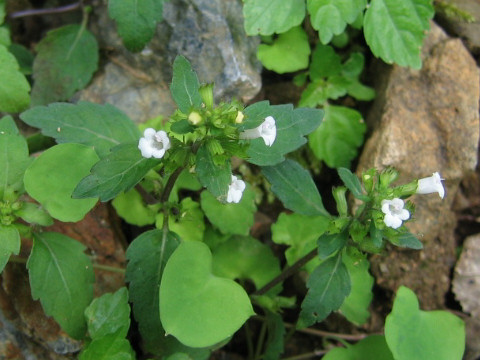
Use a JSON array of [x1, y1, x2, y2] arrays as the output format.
[[24, 143, 99, 222], [112, 188, 157, 226], [385, 286, 465, 360], [323, 335, 394, 360], [160, 241, 254, 348]]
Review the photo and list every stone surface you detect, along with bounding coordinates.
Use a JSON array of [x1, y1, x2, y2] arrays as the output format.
[[80, 0, 261, 123], [358, 21, 479, 309], [0, 203, 126, 359]]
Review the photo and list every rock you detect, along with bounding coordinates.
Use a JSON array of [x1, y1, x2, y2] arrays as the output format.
[[0, 203, 126, 359], [358, 21, 479, 309], [80, 0, 261, 122]]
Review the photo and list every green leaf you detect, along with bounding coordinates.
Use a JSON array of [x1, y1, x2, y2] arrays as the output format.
[[364, 0, 434, 69], [388, 231, 423, 249], [200, 187, 256, 236], [169, 169, 202, 203], [0, 115, 19, 134], [323, 335, 394, 360], [309, 44, 342, 80], [73, 144, 159, 202], [108, 0, 165, 52], [298, 76, 350, 108], [79, 332, 135, 360], [0, 0, 5, 23], [385, 286, 465, 360], [0, 225, 20, 273], [298, 253, 351, 328], [257, 26, 310, 74], [20, 102, 140, 158], [211, 236, 281, 291], [292, 107, 324, 136], [337, 167, 366, 200], [262, 159, 329, 217], [317, 231, 348, 260], [263, 312, 286, 360], [112, 188, 157, 226], [272, 213, 330, 273], [125, 230, 181, 354], [160, 241, 254, 348], [339, 248, 374, 325], [309, 105, 366, 168], [31, 24, 98, 105], [195, 144, 231, 200], [24, 143, 99, 222], [0, 44, 30, 113], [15, 202, 54, 226], [243, 0, 305, 35], [0, 131, 30, 199], [8, 43, 34, 75], [0, 26, 10, 47], [156, 197, 205, 242], [85, 287, 130, 339], [170, 55, 202, 114], [27, 232, 95, 339], [307, 0, 367, 44]]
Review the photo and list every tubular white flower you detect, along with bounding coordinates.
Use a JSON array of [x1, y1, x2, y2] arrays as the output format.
[[381, 198, 410, 229], [239, 116, 276, 147], [227, 175, 246, 204], [138, 128, 171, 159], [416, 172, 445, 199]]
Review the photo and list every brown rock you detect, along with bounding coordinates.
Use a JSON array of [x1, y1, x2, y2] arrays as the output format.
[[358, 21, 479, 309]]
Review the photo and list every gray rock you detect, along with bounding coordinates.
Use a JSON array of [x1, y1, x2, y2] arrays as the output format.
[[358, 22, 480, 309], [81, 0, 261, 123]]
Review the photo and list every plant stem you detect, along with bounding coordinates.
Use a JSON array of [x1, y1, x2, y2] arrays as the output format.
[[9, 2, 82, 19], [281, 349, 327, 360], [254, 318, 268, 360], [92, 263, 125, 274], [244, 320, 255, 360], [253, 248, 317, 296]]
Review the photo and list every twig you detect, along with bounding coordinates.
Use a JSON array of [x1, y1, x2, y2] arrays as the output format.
[[9, 2, 82, 19]]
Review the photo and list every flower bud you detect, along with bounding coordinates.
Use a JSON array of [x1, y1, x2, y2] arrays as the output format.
[[188, 111, 203, 125], [235, 111, 244, 124]]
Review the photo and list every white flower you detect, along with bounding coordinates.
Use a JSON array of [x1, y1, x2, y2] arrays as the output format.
[[227, 175, 246, 203], [239, 116, 276, 147], [138, 128, 171, 159], [416, 172, 445, 199], [381, 198, 410, 229]]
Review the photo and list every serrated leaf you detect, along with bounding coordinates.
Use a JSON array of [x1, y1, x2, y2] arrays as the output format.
[[0, 225, 20, 273], [385, 286, 465, 360], [317, 231, 348, 260], [309, 105, 366, 168], [0, 131, 30, 199], [200, 187, 256, 236], [85, 287, 130, 339], [388, 231, 423, 249], [298, 253, 351, 328], [243, 0, 305, 36], [24, 143, 99, 222], [211, 236, 281, 291], [299, 77, 349, 108], [79, 332, 135, 360], [308, 0, 366, 44], [263, 312, 286, 360], [27, 232, 95, 339], [364, 0, 434, 69], [0, 44, 30, 113], [170, 56, 202, 114], [272, 213, 330, 273], [257, 26, 310, 74], [73, 144, 159, 202], [323, 335, 394, 360], [20, 102, 139, 158], [292, 107, 324, 136], [195, 144, 231, 200], [108, 0, 165, 52], [125, 230, 180, 354], [262, 159, 329, 217], [310, 44, 342, 80], [160, 241, 254, 348], [339, 248, 374, 325], [31, 24, 98, 105]]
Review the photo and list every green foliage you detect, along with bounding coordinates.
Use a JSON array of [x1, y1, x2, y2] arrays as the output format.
[[263, 312, 286, 360], [243, 0, 305, 35], [271, 213, 330, 273], [112, 188, 158, 226], [73, 144, 160, 202], [8, 43, 34, 75], [200, 187, 256, 236], [0, 129, 30, 199], [31, 25, 98, 105], [0, 225, 20, 273], [0, 45, 30, 112], [262, 159, 329, 217], [385, 286, 465, 360], [257, 26, 310, 74], [79, 333, 135, 360], [388, 231, 423, 249], [27, 232, 95, 339], [24, 143, 99, 222], [20, 102, 140, 158], [298, 253, 351, 328], [108, 0, 166, 52], [323, 335, 394, 360], [317, 231, 348, 260], [364, 0, 434, 69], [170, 55, 203, 114], [15, 202, 54, 226], [160, 241, 254, 348], [337, 167, 366, 200], [195, 144, 231, 200]]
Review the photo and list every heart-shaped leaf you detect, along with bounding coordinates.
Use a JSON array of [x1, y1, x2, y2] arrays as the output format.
[[160, 241, 254, 347]]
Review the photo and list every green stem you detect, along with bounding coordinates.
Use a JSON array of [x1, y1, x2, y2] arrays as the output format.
[[254, 318, 268, 360], [244, 320, 255, 360], [92, 263, 125, 274]]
